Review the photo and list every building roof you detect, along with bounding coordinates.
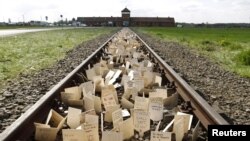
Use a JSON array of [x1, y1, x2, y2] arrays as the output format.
[[131, 17, 175, 22], [121, 8, 130, 12]]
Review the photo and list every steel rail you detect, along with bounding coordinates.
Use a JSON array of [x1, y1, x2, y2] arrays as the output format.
[[0, 33, 117, 141], [134, 31, 229, 129]]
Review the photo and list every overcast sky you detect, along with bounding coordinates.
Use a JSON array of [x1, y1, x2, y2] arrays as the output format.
[[0, 0, 249, 23]]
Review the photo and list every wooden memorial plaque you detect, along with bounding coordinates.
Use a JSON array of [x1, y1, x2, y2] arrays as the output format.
[[150, 131, 171, 141], [67, 107, 82, 129], [133, 110, 150, 137], [149, 97, 163, 121]]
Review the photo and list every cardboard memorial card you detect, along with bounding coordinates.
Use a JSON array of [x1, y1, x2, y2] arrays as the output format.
[[102, 93, 116, 109], [93, 75, 105, 92], [104, 76, 111, 85], [62, 129, 87, 141], [126, 61, 130, 70], [133, 71, 142, 80], [119, 65, 126, 74], [101, 85, 118, 105], [94, 63, 108, 76], [175, 112, 193, 131], [154, 75, 162, 86], [122, 109, 130, 117], [86, 68, 97, 81], [100, 67, 109, 77], [134, 110, 150, 137], [118, 117, 134, 140], [104, 105, 120, 122], [155, 89, 167, 98], [34, 122, 50, 128], [112, 109, 123, 129], [61, 92, 79, 105], [128, 70, 134, 80], [133, 52, 140, 59], [146, 60, 153, 68], [93, 95, 102, 113], [67, 107, 82, 129], [45, 109, 65, 128], [121, 97, 134, 109], [122, 89, 132, 100], [127, 87, 139, 100], [85, 114, 99, 129], [93, 63, 101, 75], [82, 122, 99, 141], [80, 109, 96, 123], [134, 96, 149, 110], [67, 99, 84, 108], [105, 70, 115, 80], [107, 64, 114, 70], [149, 97, 163, 121], [101, 131, 123, 141], [121, 75, 130, 85], [84, 94, 95, 111], [64, 86, 81, 100], [35, 109, 66, 141], [149, 91, 167, 99], [108, 70, 122, 85], [100, 59, 107, 67], [133, 79, 144, 91], [80, 81, 94, 97], [173, 112, 193, 141], [115, 55, 121, 64], [130, 58, 139, 68], [130, 108, 134, 119], [150, 131, 172, 141], [173, 117, 185, 141], [35, 126, 59, 141], [143, 71, 154, 87], [107, 85, 119, 103], [124, 80, 134, 93]]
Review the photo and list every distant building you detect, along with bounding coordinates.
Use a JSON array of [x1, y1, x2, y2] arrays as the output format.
[[0, 22, 6, 25], [29, 21, 48, 26], [77, 8, 175, 27]]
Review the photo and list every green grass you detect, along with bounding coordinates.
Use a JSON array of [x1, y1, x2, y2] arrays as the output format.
[[0, 27, 117, 88], [134, 27, 250, 77], [0, 25, 48, 29]]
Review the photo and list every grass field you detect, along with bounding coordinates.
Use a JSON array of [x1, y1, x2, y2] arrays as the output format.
[[0, 25, 48, 29], [0, 27, 117, 88], [135, 27, 250, 77]]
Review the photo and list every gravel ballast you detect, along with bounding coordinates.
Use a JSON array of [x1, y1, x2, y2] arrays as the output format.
[[135, 31, 250, 125], [0, 30, 117, 133]]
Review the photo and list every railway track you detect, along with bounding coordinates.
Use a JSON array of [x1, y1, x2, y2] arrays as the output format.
[[0, 28, 228, 141]]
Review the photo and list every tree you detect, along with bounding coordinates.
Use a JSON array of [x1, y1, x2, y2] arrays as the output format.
[[60, 15, 63, 26], [45, 16, 48, 21]]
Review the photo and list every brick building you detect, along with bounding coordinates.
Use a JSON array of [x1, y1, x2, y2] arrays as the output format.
[[77, 8, 175, 27]]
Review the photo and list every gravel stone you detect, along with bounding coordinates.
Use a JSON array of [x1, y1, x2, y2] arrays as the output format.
[[16, 99, 24, 105], [0, 96, 5, 101], [3, 91, 13, 98]]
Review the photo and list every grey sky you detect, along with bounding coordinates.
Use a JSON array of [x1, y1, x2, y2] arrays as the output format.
[[0, 0, 249, 23]]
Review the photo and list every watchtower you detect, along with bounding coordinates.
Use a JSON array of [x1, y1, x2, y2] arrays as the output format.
[[121, 7, 130, 26]]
